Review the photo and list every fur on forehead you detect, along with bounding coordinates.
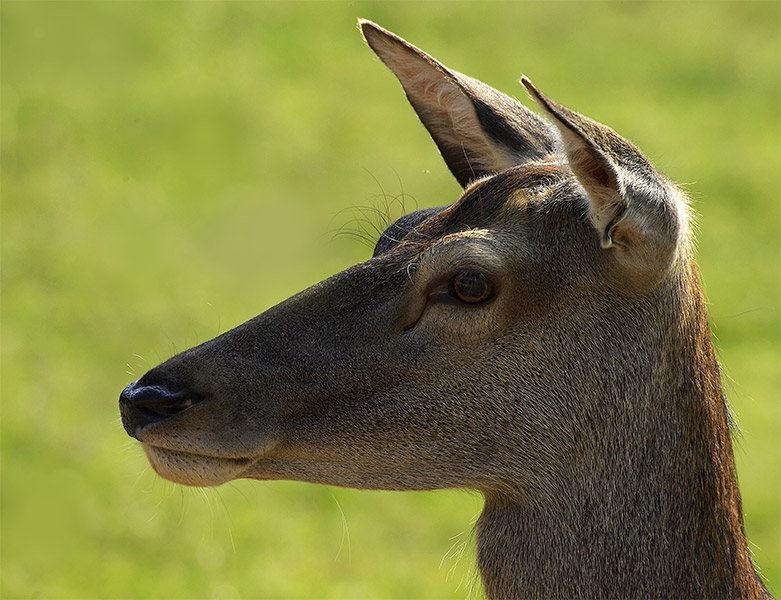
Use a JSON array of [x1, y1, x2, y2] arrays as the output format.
[[408, 228, 502, 284], [383, 162, 571, 260], [428, 162, 569, 231]]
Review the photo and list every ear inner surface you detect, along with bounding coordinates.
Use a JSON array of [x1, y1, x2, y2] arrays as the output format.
[[360, 20, 557, 187]]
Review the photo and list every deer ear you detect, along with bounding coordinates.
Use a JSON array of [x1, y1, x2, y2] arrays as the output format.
[[360, 20, 557, 188], [522, 77, 683, 273]]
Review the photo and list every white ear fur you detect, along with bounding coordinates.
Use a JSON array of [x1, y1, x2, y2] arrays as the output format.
[[521, 76, 684, 285], [557, 132, 627, 249], [522, 76, 629, 248]]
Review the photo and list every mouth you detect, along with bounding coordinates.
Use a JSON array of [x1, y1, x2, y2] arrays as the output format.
[[120, 381, 283, 486], [132, 419, 281, 487]]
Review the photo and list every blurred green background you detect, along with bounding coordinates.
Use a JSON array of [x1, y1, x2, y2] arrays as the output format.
[[2, 1, 778, 598]]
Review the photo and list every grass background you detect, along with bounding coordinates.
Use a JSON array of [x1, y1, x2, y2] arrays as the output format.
[[1, 1, 778, 598]]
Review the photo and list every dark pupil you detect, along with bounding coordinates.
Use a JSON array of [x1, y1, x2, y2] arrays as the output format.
[[452, 271, 490, 303]]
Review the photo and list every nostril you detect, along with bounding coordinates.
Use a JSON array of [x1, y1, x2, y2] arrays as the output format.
[[132, 390, 194, 421], [119, 380, 202, 434]]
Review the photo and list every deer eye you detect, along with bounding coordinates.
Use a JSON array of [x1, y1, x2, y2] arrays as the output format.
[[448, 271, 495, 304]]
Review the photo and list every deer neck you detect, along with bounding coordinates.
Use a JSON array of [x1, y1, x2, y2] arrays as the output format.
[[475, 275, 768, 600]]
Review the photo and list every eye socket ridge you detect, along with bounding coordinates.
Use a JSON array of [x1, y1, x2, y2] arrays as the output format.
[[448, 270, 496, 305]]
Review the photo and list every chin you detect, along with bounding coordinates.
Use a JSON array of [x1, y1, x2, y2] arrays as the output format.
[[142, 444, 254, 487]]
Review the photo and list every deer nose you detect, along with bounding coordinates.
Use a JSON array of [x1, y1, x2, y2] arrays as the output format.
[[119, 380, 201, 439]]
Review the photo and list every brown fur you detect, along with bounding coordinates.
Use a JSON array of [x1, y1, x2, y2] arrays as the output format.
[[119, 21, 771, 599]]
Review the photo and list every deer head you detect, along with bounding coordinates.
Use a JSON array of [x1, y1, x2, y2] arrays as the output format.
[[120, 21, 769, 599]]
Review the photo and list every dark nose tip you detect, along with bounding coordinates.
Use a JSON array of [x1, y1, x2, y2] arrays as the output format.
[[119, 380, 200, 439]]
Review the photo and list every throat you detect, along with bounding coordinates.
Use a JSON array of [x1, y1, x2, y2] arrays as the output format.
[[470, 264, 769, 599], [474, 408, 767, 600], [476, 480, 766, 599], [471, 269, 771, 599]]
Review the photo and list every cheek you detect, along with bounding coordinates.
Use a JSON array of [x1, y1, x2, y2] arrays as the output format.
[[411, 301, 507, 347]]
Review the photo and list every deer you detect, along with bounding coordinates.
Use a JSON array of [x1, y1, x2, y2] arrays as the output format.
[[119, 21, 772, 600]]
